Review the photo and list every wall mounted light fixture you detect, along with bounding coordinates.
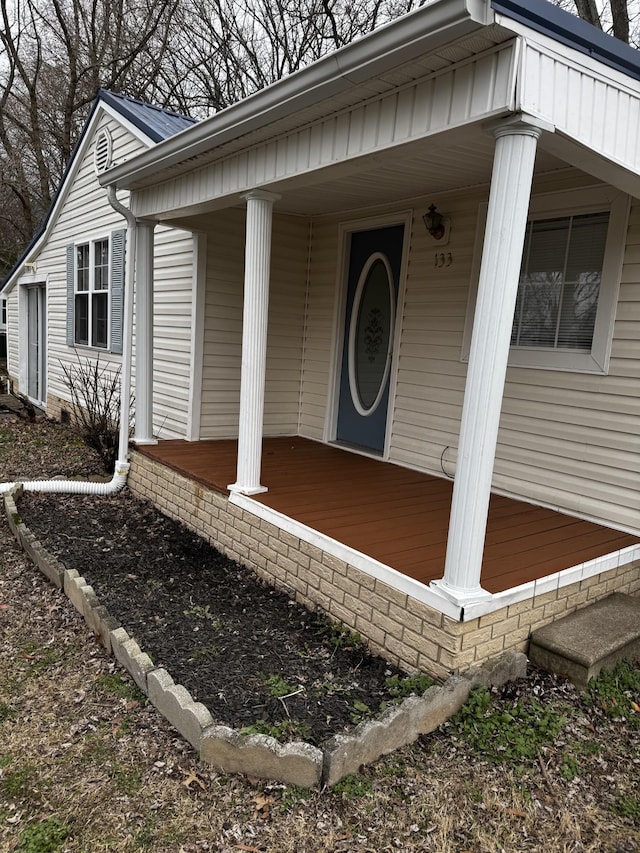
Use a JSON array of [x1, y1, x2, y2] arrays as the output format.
[[422, 204, 446, 240]]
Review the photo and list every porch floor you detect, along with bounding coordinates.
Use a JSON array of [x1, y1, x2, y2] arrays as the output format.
[[135, 437, 638, 595]]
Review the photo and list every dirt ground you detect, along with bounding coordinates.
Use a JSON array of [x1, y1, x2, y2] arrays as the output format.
[[19, 488, 409, 746], [0, 414, 639, 852]]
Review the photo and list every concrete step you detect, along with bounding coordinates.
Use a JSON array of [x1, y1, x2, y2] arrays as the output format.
[[529, 593, 640, 690]]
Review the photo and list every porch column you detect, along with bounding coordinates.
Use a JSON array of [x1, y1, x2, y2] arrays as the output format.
[[434, 114, 552, 605], [133, 219, 156, 445], [228, 190, 280, 495]]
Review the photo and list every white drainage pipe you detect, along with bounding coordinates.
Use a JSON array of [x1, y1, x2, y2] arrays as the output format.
[[0, 187, 136, 499], [0, 463, 130, 496]]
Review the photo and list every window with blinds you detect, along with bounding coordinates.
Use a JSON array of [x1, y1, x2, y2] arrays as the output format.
[[512, 212, 609, 351], [66, 230, 125, 354]]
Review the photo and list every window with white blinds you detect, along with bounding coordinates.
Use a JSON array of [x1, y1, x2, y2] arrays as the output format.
[[66, 229, 125, 354], [512, 212, 608, 352], [462, 187, 629, 374]]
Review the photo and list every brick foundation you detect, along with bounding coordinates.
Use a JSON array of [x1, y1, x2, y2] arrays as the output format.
[[129, 450, 640, 679], [45, 392, 71, 423]]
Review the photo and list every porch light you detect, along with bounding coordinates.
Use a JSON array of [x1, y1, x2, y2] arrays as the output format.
[[422, 204, 445, 240]]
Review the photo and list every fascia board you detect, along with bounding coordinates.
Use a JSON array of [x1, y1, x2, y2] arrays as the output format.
[[100, 0, 494, 190], [98, 100, 158, 148]]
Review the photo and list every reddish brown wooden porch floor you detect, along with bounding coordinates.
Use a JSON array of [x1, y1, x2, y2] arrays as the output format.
[[136, 437, 638, 595]]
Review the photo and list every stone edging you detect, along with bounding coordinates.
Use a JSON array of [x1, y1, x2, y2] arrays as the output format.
[[5, 485, 527, 788]]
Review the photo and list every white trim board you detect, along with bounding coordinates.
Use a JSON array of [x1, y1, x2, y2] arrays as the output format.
[[229, 491, 640, 623]]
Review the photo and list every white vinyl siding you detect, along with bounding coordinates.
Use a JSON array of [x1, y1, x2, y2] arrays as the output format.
[[10, 110, 193, 438], [199, 208, 307, 438], [518, 37, 640, 188], [132, 42, 517, 220], [299, 219, 341, 440], [150, 225, 194, 438], [199, 208, 243, 437], [390, 195, 477, 473], [266, 215, 307, 433]]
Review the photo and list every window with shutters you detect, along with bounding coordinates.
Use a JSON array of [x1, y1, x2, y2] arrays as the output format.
[[67, 229, 125, 354], [463, 187, 629, 373], [74, 238, 109, 348]]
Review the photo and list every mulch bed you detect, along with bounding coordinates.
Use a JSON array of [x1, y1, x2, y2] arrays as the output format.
[[18, 490, 410, 746]]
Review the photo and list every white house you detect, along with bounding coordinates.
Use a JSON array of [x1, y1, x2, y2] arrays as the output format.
[[2, 89, 197, 438], [6, 0, 640, 677]]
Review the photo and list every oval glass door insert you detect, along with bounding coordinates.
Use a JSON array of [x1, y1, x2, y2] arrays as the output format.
[[348, 252, 395, 416]]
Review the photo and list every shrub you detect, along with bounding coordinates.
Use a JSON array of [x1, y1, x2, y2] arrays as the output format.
[[60, 352, 132, 471]]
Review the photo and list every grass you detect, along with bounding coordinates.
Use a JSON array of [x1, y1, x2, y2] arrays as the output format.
[[383, 673, 434, 701], [331, 774, 373, 799], [446, 686, 567, 764], [239, 718, 313, 741], [15, 818, 71, 853], [94, 672, 144, 702], [586, 659, 640, 727], [613, 793, 640, 824], [3, 765, 36, 799], [0, 700, 16, 723]]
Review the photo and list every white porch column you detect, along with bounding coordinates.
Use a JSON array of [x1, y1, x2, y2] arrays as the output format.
[[433, 114, 552, 605], [133, 219, 156, 445], [228, 190, 280, 495]]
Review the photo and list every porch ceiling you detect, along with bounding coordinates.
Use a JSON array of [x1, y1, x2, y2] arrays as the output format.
[[169, 123, 568, 224], [135, 438, 638, 596]]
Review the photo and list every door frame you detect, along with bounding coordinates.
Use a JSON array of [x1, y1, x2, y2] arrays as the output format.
[[19, 279, 48, 407], [326, 210, 412, 458]]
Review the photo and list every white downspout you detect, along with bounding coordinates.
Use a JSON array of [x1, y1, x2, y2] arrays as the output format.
[[0, 187, 136, 496]]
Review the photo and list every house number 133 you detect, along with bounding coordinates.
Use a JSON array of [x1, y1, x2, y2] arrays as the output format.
[[435, 252, 453, 267]]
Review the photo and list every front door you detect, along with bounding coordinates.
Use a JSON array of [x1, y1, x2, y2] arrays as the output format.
[[26, 284, 46, 405], [336, 224, 404, 453]]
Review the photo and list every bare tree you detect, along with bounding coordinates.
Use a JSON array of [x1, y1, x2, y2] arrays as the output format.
[[0, 0, 179, 277], [554, 0, 639, 45], [2, 0, 638, 279], [156, 0, 418, 117]]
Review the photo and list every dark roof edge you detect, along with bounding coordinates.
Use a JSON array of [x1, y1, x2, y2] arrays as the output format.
[[492, 0, 640, 81], [96, 89, 197, 143]]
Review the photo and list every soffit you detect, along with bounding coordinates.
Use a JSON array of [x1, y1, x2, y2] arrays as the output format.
[[167, 123, 567, 223], [127, 24, 515, 190]]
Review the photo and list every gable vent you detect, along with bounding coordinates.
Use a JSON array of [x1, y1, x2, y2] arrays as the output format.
[[94, 128, 113, 175]]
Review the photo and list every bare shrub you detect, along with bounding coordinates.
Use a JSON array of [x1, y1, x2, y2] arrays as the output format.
[[60, 353, 132, 471]]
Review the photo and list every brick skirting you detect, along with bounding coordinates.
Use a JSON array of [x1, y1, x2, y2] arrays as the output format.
[[128, 450, 640, 679]]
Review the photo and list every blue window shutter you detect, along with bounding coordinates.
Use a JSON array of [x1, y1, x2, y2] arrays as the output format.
[[66, 244, 75, 346], [110, 229, 126, 354]]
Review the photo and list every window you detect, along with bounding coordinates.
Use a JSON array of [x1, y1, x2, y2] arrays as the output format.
[[74, 238, 109, 348], [1, 298, 6, 329], [66, 229, 125, 354], [463, 187, 629, 373], [512, 212, 607, 352]]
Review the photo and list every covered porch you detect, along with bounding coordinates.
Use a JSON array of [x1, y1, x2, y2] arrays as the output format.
[[136, 436, 638, 598], [112, 0, 640, 674]]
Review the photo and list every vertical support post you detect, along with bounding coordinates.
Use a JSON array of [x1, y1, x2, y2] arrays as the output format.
[[133, 219, 156, 445], [433, 114, 552, 605], [228, 190, 280, 495]]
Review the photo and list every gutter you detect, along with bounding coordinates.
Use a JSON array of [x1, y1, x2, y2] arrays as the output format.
[[101, 0, 493, 191], [0, 187, 136, 497]]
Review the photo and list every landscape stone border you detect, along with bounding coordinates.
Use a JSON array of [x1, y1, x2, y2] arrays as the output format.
[[4, 485, 527, 787]]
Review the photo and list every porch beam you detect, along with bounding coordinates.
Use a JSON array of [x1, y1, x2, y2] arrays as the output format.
[[133, 219, 156, 445], [228, 190, 280, 495], [433, 113, 553, 606]]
